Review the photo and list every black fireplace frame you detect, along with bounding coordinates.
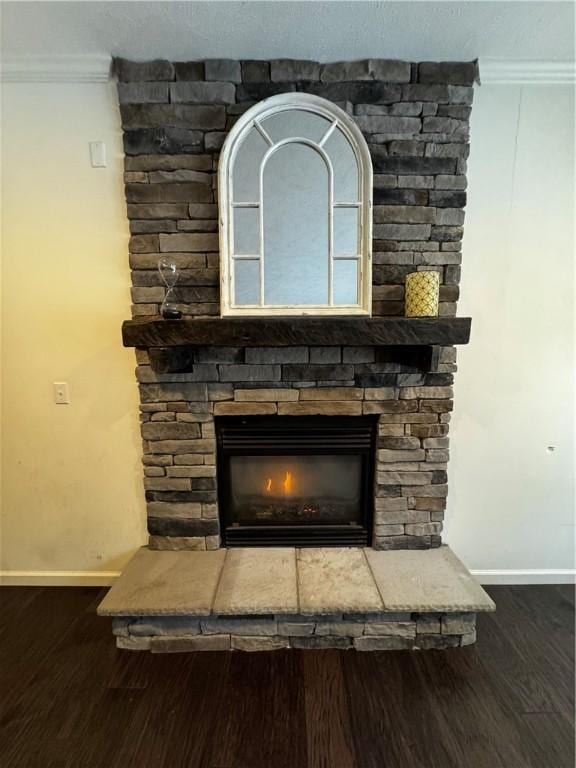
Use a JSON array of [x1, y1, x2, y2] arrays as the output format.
[[215, 415, 377, 547]]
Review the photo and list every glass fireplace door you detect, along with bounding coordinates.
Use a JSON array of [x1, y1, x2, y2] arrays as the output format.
[[216, 416, 376, 547], [229, 454, 364, 525]]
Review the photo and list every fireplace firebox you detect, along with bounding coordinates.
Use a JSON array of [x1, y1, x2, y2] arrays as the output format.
[[216, 416, 376, 547]]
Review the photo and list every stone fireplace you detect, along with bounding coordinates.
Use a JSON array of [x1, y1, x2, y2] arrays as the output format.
[[98, 57, 495, 652]]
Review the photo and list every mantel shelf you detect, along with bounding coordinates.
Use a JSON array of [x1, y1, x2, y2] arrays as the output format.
[[122, 316, 472, 349]]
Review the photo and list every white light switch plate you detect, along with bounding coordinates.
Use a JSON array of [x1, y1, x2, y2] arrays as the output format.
[[53, 382, 70, 404], [89, 141, 107, 168]]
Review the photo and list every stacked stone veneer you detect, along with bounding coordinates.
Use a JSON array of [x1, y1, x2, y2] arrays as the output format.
[[113, 611, 477, 652], [116, 57, 476, 552]]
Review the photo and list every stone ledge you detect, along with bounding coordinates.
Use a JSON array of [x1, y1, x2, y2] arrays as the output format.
[[98, 544, 494, 618], [365, 546, 495, 612], [98, 548, 225, 616]]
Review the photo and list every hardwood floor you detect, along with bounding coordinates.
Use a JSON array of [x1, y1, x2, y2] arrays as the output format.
[[0, 585, 573, 768]]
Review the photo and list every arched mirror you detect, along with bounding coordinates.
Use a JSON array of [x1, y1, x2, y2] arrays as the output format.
[[219, 93, 372, 316]]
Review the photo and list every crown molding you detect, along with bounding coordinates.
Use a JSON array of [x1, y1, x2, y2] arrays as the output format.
[[0, 55, 112, 83], [0, 55, 573, 85], [480, 59, 576, 84]]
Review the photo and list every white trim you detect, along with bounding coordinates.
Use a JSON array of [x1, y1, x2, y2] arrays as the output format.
[[2, 568, 571, 587], [215, 305, 369, 317], [471, 569, 576, 585], [481, 59, 576, 85], [253, 119, 274, 147], [318, 119, 338, 148], [0, 570, 120, 586], [218, 92, 373, 317], [0, 56, 572, 85], [0, 55, 112, 83]]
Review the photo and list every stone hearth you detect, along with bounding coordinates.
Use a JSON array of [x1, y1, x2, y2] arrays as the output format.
[[98, 545, 495, 651]]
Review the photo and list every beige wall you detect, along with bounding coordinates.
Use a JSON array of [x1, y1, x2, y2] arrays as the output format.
[[448, 83, 575, 582], [1, 82, 147, 583], [1, 79, 574, 583]]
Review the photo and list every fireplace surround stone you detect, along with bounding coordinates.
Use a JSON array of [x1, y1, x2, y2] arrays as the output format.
[[99, 57, 494, 652], [138, 347, 458, 552], [114, 56, 477, 554]]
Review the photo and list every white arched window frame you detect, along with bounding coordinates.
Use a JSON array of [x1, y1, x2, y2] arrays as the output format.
[[218, 93, 373, 317]]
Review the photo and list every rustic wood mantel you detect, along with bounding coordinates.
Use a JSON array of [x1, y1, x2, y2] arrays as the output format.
[[122, 316, 472, 349]]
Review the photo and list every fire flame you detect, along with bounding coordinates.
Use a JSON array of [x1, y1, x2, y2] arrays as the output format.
[[264, 470, 295, 495]]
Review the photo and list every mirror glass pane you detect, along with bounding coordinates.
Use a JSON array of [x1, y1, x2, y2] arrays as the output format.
[[333, 259, 359, 305], [263, 143, 329, 305], [323, 126, 358, 202], [261, 110, 332, 145], [334, 207, 358, 256], [234, 259, 260, 305], [232, 127, 269, 202], [233, 207, 259, 254]]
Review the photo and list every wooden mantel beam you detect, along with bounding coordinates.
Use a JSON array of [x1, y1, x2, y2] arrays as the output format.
[[122, 316, 472, 349]]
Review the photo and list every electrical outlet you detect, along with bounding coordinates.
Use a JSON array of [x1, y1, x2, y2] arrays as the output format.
[[53, 382, 70, 405]]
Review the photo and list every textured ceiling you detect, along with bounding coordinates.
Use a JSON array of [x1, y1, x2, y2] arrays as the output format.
[[1, 1, 574, 62]]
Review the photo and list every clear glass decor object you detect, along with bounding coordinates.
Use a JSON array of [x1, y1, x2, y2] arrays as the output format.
[[158, 257, 182, 319], [405, 271, 440, 317]]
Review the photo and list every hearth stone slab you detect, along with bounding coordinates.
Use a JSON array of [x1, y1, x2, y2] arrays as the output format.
[[99, 545, 493, 618], [297, 548, 384, 614], [99, 545, 494, 651], [365, 546, 495, 612], [213, 547, 299, 615], [97, 547, 226, 616]]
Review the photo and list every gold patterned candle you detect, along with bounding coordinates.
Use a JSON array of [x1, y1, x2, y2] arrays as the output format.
[[405, 271, 440, 317]]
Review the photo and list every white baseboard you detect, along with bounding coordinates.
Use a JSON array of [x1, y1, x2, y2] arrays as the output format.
[[1, 568, 574, 587], [471, 569, 576, 585], [0, 571, 121, 587]]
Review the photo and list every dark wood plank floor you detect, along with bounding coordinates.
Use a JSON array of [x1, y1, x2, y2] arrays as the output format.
[[0, 585, 573, 768]]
